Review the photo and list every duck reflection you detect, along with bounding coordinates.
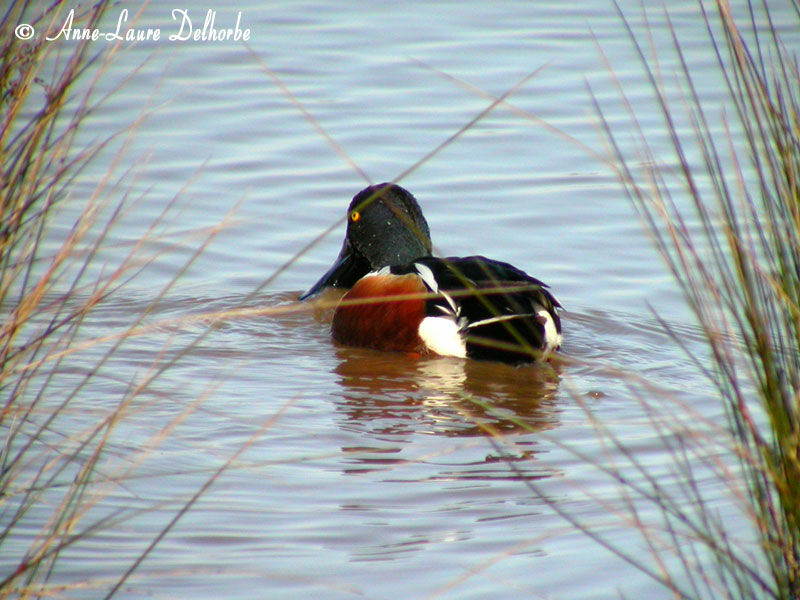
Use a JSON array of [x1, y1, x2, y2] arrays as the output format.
[[331, 344, 562, 478], [333, 347, 560, 436]]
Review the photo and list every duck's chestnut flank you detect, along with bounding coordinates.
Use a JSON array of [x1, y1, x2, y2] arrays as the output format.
[[302, 183, 563, 363], [331, 271, 428, 353]]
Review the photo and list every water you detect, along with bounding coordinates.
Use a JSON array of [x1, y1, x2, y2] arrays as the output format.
[[4, 1, 792, 598]]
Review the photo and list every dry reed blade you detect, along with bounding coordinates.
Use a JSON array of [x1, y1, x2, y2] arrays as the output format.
[[583, 0, 800, 597]]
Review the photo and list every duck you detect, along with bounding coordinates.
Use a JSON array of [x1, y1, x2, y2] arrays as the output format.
[[300, 183, 562, 363]]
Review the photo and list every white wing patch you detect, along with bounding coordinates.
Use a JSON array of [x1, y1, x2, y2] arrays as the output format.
[[414, 262, 459, 316], [465, 313, 531, 329], [536, 306, 562, 355], [413, 263, 467, 357], [418, 316, 467, 358], [413, 262, 438, 292]]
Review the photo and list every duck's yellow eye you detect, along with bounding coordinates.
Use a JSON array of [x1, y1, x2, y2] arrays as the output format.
[[350, 210, 361, 222]]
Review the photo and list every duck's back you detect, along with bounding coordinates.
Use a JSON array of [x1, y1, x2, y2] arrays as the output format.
[[393, 255, 563, 363]]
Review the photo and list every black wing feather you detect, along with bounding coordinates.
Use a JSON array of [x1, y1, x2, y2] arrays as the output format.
[[392, 256, 562, 363]]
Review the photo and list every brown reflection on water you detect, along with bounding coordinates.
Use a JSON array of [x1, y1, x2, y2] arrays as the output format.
[[331, 344, 562, 478], [332, 347, 560, 437]]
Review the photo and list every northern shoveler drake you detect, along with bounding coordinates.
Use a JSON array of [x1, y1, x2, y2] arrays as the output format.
[[300, 183, 563, 363]]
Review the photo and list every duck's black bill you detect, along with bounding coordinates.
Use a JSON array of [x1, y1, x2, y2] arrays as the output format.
[[299, 242, 368, 300]]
